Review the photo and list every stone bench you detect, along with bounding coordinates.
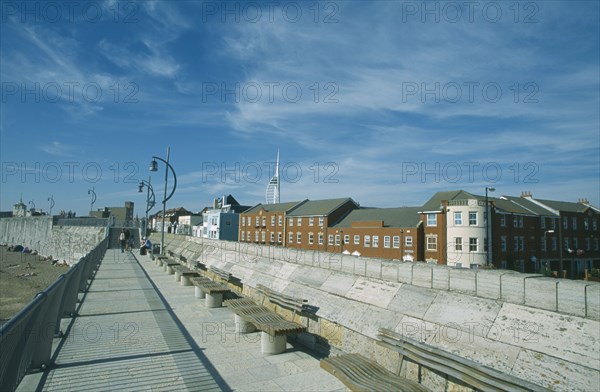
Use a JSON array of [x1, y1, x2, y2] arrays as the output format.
[[376, 328, 549, 392], [155, 255, 168, 267], [224, 287, 309, 355], [320, 353, 427, 392], [191, 277, 231, 308], [163, 261, 180, 275], [172, 265, 199, 286]]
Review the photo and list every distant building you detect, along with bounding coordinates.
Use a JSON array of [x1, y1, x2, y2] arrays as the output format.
[[265, 150, 280, 204], [202, 195, 251, 241], [90, 201, 134, 225], [151, 207, 192, 233]]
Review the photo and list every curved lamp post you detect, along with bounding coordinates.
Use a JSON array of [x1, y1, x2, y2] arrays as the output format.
[[150, 147, 177, 255], [138, 177, 156, 237], [48, 196, 55, 216], [88, 187, 97, 214], [485, 186, 495, 265]]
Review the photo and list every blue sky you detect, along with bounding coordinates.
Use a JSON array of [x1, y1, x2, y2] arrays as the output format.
[[1, 1, 599, 217]]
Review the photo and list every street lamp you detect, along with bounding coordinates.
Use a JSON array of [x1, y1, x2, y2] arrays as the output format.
[[137, 177, 156, 237], [88, 187, 96, 214], [47, 196, 55, 216], [485, 186, 495, 265], [150, 147, 177, 255]]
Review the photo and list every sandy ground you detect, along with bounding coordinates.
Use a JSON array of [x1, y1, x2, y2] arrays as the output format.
[[0, 246, 69, 324]]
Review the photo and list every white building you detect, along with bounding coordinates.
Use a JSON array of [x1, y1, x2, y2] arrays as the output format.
[[446, 198, 488, 268]]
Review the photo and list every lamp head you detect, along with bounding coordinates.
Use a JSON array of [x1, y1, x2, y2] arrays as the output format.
[[487, 187, 495, 192], [149, 159, 158, 172], [138, 182, 144, 193]]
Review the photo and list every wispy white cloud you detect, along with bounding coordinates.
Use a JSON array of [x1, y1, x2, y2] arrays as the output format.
[[39, 141, 76, 157]]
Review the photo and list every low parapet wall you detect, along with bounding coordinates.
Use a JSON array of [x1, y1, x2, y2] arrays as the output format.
[[156, 234, 600, 391], [0, 217, 107, 263]]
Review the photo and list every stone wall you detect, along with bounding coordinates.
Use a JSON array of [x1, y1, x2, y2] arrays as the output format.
[[156, 234, 600, 392], [0, 217, 107, 263]]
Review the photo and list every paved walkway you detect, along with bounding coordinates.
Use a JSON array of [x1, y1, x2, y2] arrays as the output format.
[[17, 249, 347, 392]]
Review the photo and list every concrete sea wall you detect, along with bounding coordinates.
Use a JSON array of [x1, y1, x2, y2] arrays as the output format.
[[156, 234, 600, 392], [0, 217, 107, 263]]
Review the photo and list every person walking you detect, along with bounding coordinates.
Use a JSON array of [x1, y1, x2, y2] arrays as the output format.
[[124, 228, 131, 251], [119, 228, 126, 253]]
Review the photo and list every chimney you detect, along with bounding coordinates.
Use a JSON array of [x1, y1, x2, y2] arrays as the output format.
[[520, 191, 532, 198], [578, 198, 589, 204]]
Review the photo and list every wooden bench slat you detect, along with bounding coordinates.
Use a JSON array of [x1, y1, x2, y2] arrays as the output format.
[[377, 328, 549, 392], [320, 353, 428, 392]]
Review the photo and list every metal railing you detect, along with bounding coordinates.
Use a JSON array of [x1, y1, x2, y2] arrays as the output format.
[[0, 236, 108, 392]]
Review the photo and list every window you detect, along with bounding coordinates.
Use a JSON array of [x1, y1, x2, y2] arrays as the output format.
[[514, 236, 519, 251], [289, 218, 293, 226], [335, 235, 340, 245], [277, 232, 282, 243], [241, 218, 245, 227], [309, 217, 314, 226], [296, 232, 302, 244], [255, 217, 259, 226], [261, 217, 266, 226], [500, 215, 506, 227], [563, 237, 569, 250], [585, 238, 590, 251], [426, 236, 437, 251], [593, 219, 598, 231], [541, 237, 546, 252], [519, 236, 525, 251], [261, 231, 266, 242], [573, 238, 578, 249], [541, 217, 545, 229], [551, 218, 556, 229], [595, 238, 599, 251], [563, 218, 568, 230], [584, 218, 589, 231], [246, 231, 250, 241], [308, 233, 314, 245], [318, 233, 323, 245], [551, 237, 557, 251], [405, 236, 413, 247], [241, 231, 245, 241], [384, 236, 391, 248], [427, 213, 437, 226], [469, 237, 478, 252], [255, 232, 259, 241], [271, 216, 275, 226], [247, 217, 251, 225], [454, 212, 462, 225], [319, 217, 324, 226], [513, 216, 518, 228], [455, 237, 463, 251], [469, 212, 477, 226], [278, 216, 283, 226], [393, 236, 400, 248], [519, 216, 524, 228], [328, 235, 334, 245], [364, 235, 371, 247], [270, 232, 275, 242], [372, 236, 379, 248], [297, 217, 302, 226], [289, 232, 293, 243], [344, 234, 350, 244], [572, 217, 577, 230], [501, 236, 507, 252], [354, 235, 360, 245]]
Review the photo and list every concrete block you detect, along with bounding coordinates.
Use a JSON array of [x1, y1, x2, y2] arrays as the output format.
[[319, 272, 358, 296], [340, 328, 376, 360], [355, 305, 404, 339], [289, 266, 331, 288], [314, 293, 349, 322], [340, 256, 355, 274], [320, 252, 342, 270], [524, 276, 557, 311], [381, 261, 398, 282], [423, 292, 502, 337], [365, 259, 383, 279], [448, 268, 476, 295], [511, 348, 600, 392], [476, 270, 509, 300], [354, 259, 367, 276], [334, 301, 372, 335], [500, 273, 538, 304], [432, 266, 450, 290], [387, 284, 437, 319], [586, 283, 600, 320], [557, 280, 588, 318], [492, 303, 600, 369], [393, 315, 439, 343], [397, 262, 413, 283], [345, 277, 401, 308], [412, 263, 433, 288]]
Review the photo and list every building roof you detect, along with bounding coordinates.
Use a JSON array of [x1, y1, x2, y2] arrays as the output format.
[[532, 198, 595, 214], [243, 200, 307, 214], [421, 190, 476, 211], [287, 198, 358, 217], [498, 196, 557, 216], [332, 207, 422, 228]]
